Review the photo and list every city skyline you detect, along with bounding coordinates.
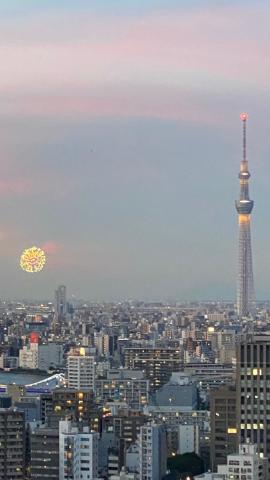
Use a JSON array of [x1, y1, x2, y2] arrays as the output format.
[[0, 1, 270, 300]]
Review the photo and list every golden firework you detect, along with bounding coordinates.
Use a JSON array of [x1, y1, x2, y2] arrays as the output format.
[[20, 246, 46, 273]]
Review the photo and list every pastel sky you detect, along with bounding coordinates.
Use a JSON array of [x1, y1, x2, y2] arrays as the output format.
[[0, 0, 270, 301]]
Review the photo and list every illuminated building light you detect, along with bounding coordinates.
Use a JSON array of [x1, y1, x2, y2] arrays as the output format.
[[227, 428, 237, 434], [238, 214, 250, 224]]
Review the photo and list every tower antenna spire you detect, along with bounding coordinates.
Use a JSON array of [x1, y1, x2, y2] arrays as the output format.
[[235, 112, 255, 318], [240, 112, 248, 162]]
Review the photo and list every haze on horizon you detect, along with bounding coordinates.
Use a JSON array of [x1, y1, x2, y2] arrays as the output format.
[[0, 0, 269, 302]]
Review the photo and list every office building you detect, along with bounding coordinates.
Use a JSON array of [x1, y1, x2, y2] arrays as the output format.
[[54, 285, 67, 318], [67, 347, 95, 390], [54, 285, 67, 332], [59, 420, 99, 480], [236, 335, 270, 478], [139, 423, 167, 480], [30, 426, 59, 479], [0, 408, 25, 480], [210, 384, 237, 471], [235, 113, 255, 317]]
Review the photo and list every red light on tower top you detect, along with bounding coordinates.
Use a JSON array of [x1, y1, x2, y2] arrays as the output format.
[[240, 112, 248, 122]]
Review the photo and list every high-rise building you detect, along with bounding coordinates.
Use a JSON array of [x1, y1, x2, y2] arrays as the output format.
[[55, 285, 67, 318], [210, 384, 237, 471], [30, 426, 59, 479], [138, 423, 167, 480], [54, 285, 67, 332], [235, 113, 255, 317], [67, 348, 95, 391], [59, 420, 99, 480], [0, 408, 25, 479], [236, 335, 270, 478]]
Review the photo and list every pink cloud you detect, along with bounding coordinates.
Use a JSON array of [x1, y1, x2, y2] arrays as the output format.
[[41, 241, 60, 255], [0, 178, 33, 196], [0, 4, 269, 121]]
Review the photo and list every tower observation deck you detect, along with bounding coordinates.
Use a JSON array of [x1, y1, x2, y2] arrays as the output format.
[[235, 113, 255, 317]]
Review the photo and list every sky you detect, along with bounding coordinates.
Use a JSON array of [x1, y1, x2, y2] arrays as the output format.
[[0, 0, 270, 301]]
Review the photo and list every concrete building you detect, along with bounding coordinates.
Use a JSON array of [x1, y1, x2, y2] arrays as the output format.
[[0, 353, 19, 370], [19, 335, 39, 369], [194, 474, 225, 479], [38, 343, 63, 370], [0, 408, 25, 480], [96, 369, 149, 410], [54, 285, 67, 318], [178, 424, 199, 455], [236, 335, 270, 478], [59, 420, 99, 480], [148, 375, 198, 412], [108, 447, 121, 477], [30, 426, 59, 479], [103, 412, 147, 445], [124, 347, 183, 391], [125, 443, 139, 475], [139, 423, 167, 480], [210, 384, 237, 471], [110, 468, 136, 480], [217, 443, 263, 479], [52, 388, 99, 429], [67, 348, 95, 390], [19, 335, 63, 371]]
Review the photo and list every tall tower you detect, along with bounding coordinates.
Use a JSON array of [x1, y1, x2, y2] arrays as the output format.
[[235, 113, 255, 317]]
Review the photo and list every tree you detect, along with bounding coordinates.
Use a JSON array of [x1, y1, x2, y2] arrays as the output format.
[[167, 452, 204, 477]]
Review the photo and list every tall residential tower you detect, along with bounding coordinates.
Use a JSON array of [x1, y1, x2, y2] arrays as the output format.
[[235, 113, 255, 317]]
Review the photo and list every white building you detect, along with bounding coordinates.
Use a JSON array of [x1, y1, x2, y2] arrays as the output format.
[[110, 467, 136, 479], [59, 420, 99, 480], [19, 339, 63, 371], [194, 473, 225, 479], [19, 339, 39, 369], [67, 347, 95, 390], [217, 443, 263, 479], [139, 424, 167, 480], [178, 424, 199, 455]]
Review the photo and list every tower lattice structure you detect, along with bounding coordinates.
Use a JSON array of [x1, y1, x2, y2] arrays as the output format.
[[235, 113, 255, 317]]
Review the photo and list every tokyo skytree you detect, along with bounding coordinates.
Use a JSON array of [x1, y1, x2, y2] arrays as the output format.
[[235, 113, 255, 317]]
